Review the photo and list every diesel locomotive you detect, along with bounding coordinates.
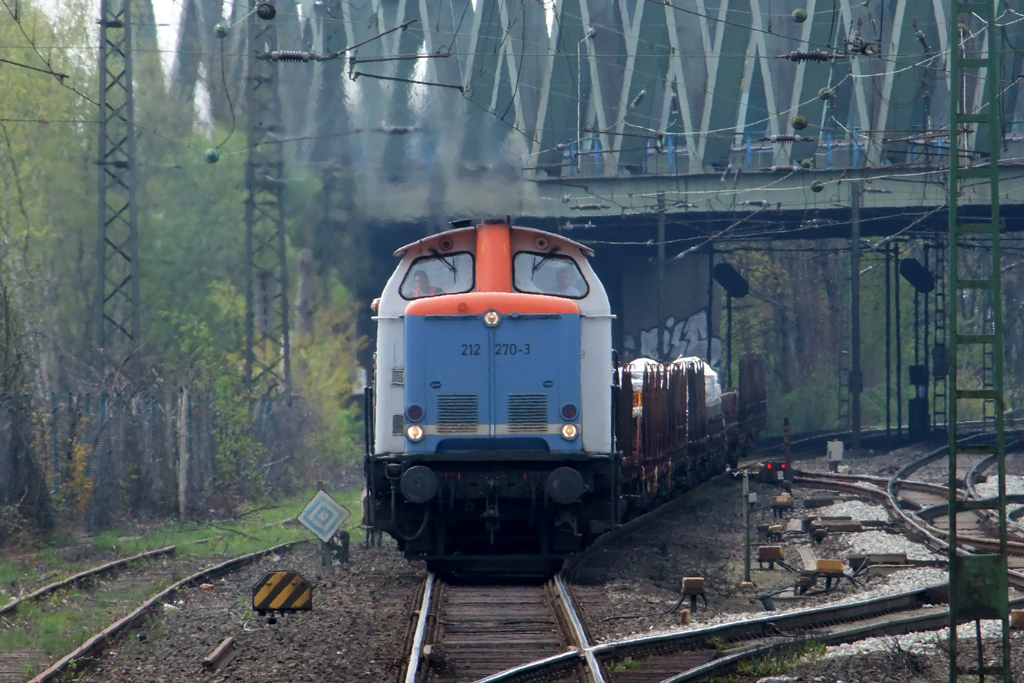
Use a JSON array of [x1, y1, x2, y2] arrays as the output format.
[[364, 220, 766, 574]]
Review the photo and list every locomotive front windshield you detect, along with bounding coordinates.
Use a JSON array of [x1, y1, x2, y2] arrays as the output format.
[[512, 252, 589, 299], [400, 253, 475, 299]]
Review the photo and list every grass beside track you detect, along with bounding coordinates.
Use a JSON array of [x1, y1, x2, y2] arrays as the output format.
[[0, 580, 172, 658], [0, 487, 360, 590], [0, 487, 361, 675], [709, 641, 827, 682], [90, 486, 363, 557]]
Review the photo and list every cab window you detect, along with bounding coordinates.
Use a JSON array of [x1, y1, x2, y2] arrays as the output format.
[[400, 253, 475, 299], [513, 252, 589, 299]]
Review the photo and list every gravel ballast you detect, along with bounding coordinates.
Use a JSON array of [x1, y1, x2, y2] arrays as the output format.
[[76, 543, 421, 683]]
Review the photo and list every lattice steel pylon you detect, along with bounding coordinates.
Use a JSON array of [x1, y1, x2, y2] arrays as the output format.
[[95, 0, 140, 358], [244, 10, 290, 390], [932, 240, 948, 430], [837, 257, 850, 429], [947, 3, 1009, 681]]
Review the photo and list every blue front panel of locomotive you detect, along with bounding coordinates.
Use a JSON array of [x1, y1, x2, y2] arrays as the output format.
[[404, 313, 582, 453]]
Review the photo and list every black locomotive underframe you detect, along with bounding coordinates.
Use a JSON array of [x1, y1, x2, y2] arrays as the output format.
[[367, 431, 741, 571], [367, 452, 618, 565]]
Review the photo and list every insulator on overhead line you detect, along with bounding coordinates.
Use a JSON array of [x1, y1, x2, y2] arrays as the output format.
[[761, 134, 816, 143], [777, 50, 836, 62], [741, 199, 769, 206], [629, 89, 646, 110], [916, 30, 932, 53], [768, 165, 801, 172], [587, 27, 596, 38], [263, 50, 311, 62], [844, 35, 880, 55]]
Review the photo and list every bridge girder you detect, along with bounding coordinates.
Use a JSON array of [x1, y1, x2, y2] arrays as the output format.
[[169, 0, 1024, 219]]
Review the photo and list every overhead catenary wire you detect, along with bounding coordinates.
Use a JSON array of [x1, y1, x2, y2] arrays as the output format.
[[6, 0, 1024, 220]]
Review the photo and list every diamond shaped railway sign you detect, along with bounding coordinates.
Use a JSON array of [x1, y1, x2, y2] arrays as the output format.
[[298, 490, 350, 543]]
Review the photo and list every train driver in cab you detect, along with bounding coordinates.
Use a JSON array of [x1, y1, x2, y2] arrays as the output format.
[[411, 269, 443, 298], [554, 268, 581, 297]]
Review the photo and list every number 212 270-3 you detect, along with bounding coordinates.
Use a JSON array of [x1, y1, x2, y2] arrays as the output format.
[[460, 343, 532, 356]]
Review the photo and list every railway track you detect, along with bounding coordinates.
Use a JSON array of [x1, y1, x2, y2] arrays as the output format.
[[0, 545, 177, 618], [795, 438, 1024, 575], [453, 585, 1020, 683], [403, 574, 599, 683], [21, 539, 308, 683], [432, 440, 1024, 683]]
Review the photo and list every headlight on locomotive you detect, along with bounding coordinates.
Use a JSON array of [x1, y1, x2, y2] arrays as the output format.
[[560, 423, 578, 440], [406, 424, 424, 442]]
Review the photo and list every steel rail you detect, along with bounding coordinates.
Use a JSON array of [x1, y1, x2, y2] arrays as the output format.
[[482, 441, 1024, 683], [404, 573, 435, 683], [0, 545, 177, 617], [0, 517, 302, 619], [885, 441, 1024, 570], [794, 437, 1024, 578], [655, 597, 1024, 683], [754, 418, 1024, 460], [795, 469, 959, 498], [553, 574, 605, 683], [423, 577, 585, 683], [26, 539, 309, 683], [795, 474, 1024, 560], [964, 442, 1024, 535], [473, 585, 957, 683]]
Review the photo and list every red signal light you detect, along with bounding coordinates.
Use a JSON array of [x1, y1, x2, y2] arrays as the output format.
[[781, 463, 786, 469], [766, 463, 772, 470]]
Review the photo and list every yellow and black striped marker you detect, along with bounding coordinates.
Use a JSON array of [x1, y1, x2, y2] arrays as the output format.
[[252, 571, 313, 613]]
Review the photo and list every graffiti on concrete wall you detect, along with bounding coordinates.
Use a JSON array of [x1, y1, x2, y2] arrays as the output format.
[[634, 310, 721, 366]]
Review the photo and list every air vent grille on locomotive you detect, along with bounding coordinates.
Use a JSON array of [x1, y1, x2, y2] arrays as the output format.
[[507, 394, 548, 432], [437, 394, 479, 434]]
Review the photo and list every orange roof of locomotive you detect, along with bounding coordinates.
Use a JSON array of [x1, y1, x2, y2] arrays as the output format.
[[394, 224, 594, 257]]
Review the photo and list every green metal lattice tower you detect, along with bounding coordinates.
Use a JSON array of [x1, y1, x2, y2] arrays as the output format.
[[947, 2, 1009, 681], [95, 0, 140, 358], [244, 7, 290, 391]]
